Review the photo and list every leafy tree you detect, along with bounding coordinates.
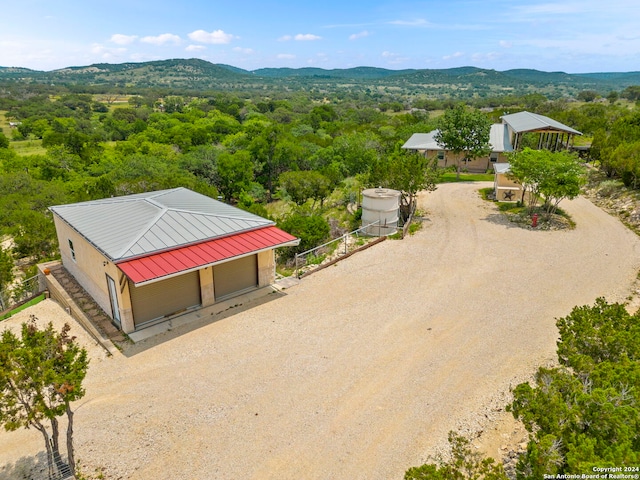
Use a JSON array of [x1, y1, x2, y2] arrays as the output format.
[[538, 151, 585, 216], [215, 150, 254, 202], [277, 213, 330, 259], [508, 148, 585, 216], [508, 299, 640, 478], [621, 86, 640, 101], [0, 246, 14, 307], [610, 141, 640, 189], [332, 131, 382, 176], [370, 146, 439, 216], [576, 90, 599, 102], [435, 104, 492, 179], [405, 431, 508, 480], [248, 124, 281, 200], [0, 316, 89, 478], [0, 131, 9, 149], [279, 170, 331, 207]]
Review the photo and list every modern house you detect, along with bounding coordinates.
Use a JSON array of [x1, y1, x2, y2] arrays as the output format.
[[402, 111, 582, 174], [50, 188, 299, 334], [402, 123, 514, 173]]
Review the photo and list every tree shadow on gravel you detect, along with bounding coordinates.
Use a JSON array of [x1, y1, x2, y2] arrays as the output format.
[[0, 451, 58, 480], [482, 213, 530, 229]]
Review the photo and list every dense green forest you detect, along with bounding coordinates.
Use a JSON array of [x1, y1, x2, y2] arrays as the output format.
[[0, 68, 640, 293]]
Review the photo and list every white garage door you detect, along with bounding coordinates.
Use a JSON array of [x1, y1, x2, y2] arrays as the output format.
[[129, 271, 201, 327]]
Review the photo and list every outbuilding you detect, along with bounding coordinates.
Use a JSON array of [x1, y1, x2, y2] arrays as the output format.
[[493, 163, 524, 202], [50, 188, 299, 334]]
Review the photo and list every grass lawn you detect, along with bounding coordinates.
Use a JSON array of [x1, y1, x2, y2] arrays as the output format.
[[438, 172, 494, 183], [10, 139, 47, 156], [0, 293, 46, 321]]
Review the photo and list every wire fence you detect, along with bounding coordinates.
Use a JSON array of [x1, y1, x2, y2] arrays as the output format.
[[294, 221, 381, 278], [0, 275, 42, 312]]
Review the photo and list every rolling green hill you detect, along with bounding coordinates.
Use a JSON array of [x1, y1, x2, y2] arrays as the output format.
[[1, 58, 638, 97]]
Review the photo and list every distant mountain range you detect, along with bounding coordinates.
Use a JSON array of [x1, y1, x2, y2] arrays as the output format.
[[1, 58, 638, 97]]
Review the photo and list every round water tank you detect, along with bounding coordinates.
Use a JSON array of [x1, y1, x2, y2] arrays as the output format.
[[361, 188, 401, 236]]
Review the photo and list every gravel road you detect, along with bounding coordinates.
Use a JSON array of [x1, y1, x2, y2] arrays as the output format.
[[2, 182, 640, 480]]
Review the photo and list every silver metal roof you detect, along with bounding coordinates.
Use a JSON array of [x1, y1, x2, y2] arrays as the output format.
[[488, 124, 514, 152], [50, 188, 273, 261], [402, 124, 513, 153], [493, 163, 511, 174], [500, 111, 582, 135], [401, 131, 440, 150]]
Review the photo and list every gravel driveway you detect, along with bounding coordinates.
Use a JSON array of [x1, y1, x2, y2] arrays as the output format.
[[2, 182, 640, 480]]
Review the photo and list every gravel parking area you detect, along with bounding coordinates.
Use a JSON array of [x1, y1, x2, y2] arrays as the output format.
[[2, 182, 640, 480]]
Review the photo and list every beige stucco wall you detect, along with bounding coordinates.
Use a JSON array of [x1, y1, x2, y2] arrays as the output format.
[[494, 173, 526, 202], [257, 250, 275, 287], [53, 215, 135, 333], [54, 216, 111, 314], [424, 150, 509, 173], [199, 267, 215, 307]]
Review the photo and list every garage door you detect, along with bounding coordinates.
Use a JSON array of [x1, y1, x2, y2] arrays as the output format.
[[213, 255, 258, 300], [129, 271, 201, 327]]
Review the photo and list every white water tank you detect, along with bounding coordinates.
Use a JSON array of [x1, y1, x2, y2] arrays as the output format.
[[361, 188, 401, 236]]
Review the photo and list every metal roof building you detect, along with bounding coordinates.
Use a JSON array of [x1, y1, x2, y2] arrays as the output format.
[[50, 188, 299, 334], [402, 124, 514, 153], [500, 111, 582, 150], [50, 188, 279, 262]]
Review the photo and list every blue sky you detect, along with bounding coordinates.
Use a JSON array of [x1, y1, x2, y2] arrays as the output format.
[[1, 0, 639, 73]]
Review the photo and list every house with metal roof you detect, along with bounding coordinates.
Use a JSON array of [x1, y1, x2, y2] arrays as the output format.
[[50, 188, 299, 334], [402, 111, 582, 173], [402, 123, 514, 173]]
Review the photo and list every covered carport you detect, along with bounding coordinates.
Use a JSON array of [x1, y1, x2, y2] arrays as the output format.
[[501, 111, 582, 151]]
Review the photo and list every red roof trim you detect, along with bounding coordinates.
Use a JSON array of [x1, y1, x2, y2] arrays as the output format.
[[118, 226, 298, 285]]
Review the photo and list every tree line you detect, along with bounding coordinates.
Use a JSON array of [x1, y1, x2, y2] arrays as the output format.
[[0, 84, 639, 279]]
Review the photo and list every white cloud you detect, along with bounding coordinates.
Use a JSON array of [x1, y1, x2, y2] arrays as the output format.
[[188, 29, 236, 44], [89, 44, 128, 62], [381, 51, 409, 64], [514, 3, 580, 16], [499, 40, 513, 48], [185, 45, 206, 52], [278, 35, 292, 42], [389, 19, 432, 27], [140, 33, 181, 46], [277, 53, 296, 59], [233, 47, 255, 54], [110, 34, 137, 45], [349, 31, 370, 40], [472, 52, 501, 62], [294, 34, 322, 41], [443, 51, 464, 60]]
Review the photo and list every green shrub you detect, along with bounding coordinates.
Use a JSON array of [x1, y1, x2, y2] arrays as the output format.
[[277, 213, 330, 259]]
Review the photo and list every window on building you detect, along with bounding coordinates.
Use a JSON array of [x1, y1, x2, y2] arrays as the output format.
[[490, 154, 498, 163], [68, 239, 76, 262], [437, 151, 445, 160]]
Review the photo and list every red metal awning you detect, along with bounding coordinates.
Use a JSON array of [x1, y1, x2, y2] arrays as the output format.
[[117, 226, 298, 285]]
